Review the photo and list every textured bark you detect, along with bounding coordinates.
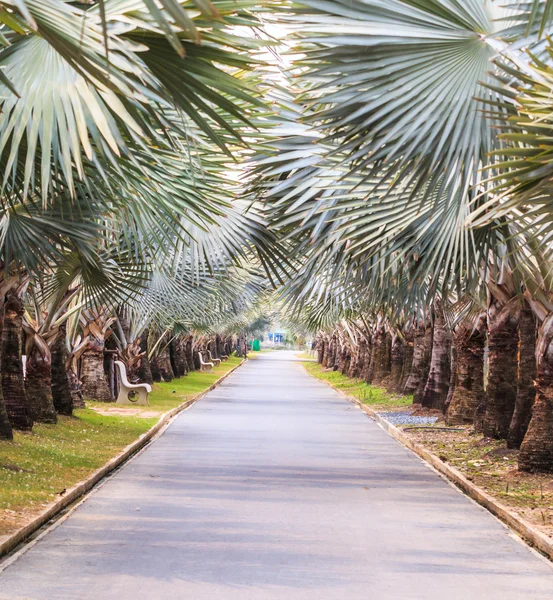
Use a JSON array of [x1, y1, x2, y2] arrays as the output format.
[[185, 337, 195, 372], [404, 324, 433, 401], [0, 305, 12, 438], [68, 368, 84, 408], [447, 319, 486, 425], [3, 292, 32, 430], [157, 345, 174, 382], [325, 335, 337, 369], [383, 336, 404, 391], [26, 346, 57, 423], [51, 323, 73, 415], [508, 304, 537, 449], [150, 357, 162, 382], [216, 334, 225, 358], [235, 334, 247, 358], [193, 348, 201, 370], [362, 336, 374, 383], [81, 340, 113, 402], [399, 330, 415, 393], [444, 344, 457, 414], [519, 315, 553, 472], [137, 332, 154, 385], [482, 302, 520, 439], [0, 392, 12, 439], [422, 307, 451, 411], [340, 345, 351, 376], [170, 338, 186, 378], [317, 337, 325, 365], [371, 329, 391, 385], [348, 341, 361, 378], [354, 339, 368, 379]]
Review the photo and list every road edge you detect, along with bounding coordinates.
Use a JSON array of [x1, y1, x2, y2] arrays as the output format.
[[306, 365, 553, 562], [0, 358, 246, 561]]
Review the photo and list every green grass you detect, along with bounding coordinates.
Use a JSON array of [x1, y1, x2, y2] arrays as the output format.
[[302, 361, 413, 409], [0, 355, 243, 535]]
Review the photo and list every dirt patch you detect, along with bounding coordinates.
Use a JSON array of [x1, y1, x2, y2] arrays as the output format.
[[89, 407, 161, 419], [403, 423, 553, 540]]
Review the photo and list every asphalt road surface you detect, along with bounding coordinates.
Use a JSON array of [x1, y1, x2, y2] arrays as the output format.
[[1, 351, 553, 599]]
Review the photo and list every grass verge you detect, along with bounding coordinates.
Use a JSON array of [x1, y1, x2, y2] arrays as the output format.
[[0, 356, 242, 537], [302, 361, 412, 409]]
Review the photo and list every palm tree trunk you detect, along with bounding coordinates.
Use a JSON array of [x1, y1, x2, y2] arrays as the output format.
[[508, 303, 537, 449], [363, 335, 375, 383], [519, 314, 553, 472], [26, 346, 57, 423], [51, 322, 74, 415], [137, 332, 154, 384], [444, 344, 457, 414], [150, 356, 162, 382], [81, 340, 113, 402], [157, 345, 174, 381], [317, 337, 325, 364], [384, 335, 404, 391], [421, 306, 451, 411], [404, 323, 432, 400], [446, 319, 486, 425], [170, 338, 185, 377], [2, 292, 32, 430], [0, 391, 12, 439], [372, 329, 391, 385], [482, 301, 520, 439], [399, 329, 415, 392], [0, 308, 13, 439], [185, 337, 195, 372]]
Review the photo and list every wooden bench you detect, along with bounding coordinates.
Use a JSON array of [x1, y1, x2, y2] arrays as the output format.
[[207, 350, 221, 367], [198, 352, 214, 373], [115, 361, 151, 406]]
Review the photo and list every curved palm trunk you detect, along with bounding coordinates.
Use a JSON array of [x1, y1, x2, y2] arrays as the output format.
[[508, 304, 537, 449], [26, 346, 57, 423], [447, 320, 486, 425], [422, 306, 451, 411], [81, 340, 112, 402], [404, 324, 433, 400], [3, 292, 32, 430], [482, 302, 520, 439]]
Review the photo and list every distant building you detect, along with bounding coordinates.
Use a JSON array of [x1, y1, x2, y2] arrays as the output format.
[[267, 331, 285, 344]]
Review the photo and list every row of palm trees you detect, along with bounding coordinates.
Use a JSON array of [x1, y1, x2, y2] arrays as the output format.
[[0, 1, 284, 440], [249, 1, 553, 472]]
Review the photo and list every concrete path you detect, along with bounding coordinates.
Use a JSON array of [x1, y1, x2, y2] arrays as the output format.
[[1, 351, 553, 600]]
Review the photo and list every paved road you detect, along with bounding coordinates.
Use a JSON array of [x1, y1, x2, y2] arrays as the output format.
[[1, 351, 553, 599]]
